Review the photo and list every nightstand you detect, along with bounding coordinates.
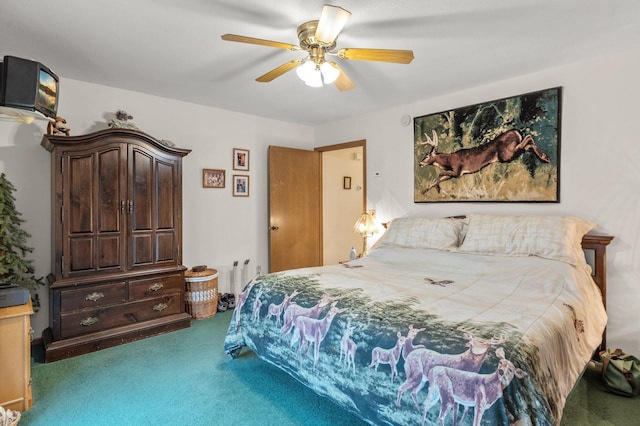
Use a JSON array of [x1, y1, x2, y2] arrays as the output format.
[[0, 299, 33, 411]]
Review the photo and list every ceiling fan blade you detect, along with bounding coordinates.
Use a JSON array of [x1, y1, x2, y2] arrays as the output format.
[[221, 34, 300, 51], [337, 48, 414, 64], [331, 63, 355, 92], [256, 60, 303, 82], [315, 5, 351, 44]]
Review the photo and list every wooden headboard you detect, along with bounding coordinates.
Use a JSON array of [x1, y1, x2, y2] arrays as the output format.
[[581, 233, 614, 352]]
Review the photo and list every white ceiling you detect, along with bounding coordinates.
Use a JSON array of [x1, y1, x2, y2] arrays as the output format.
[[2, 0, 639, 126]]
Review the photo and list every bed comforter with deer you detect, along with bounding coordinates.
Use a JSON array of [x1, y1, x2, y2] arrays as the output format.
[[224, 245, 606, 425]]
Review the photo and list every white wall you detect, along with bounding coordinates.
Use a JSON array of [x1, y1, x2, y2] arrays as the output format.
[[314, 46, 640, 356], [0, 79, 314, 337]]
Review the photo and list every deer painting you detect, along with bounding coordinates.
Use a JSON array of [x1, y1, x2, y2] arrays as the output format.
[[417, 129, 550, 194], [396, 330, 506, 408], [421, 347, 527, 426]]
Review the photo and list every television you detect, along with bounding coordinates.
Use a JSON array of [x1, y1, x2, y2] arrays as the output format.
[[0, 55, 59, 119]]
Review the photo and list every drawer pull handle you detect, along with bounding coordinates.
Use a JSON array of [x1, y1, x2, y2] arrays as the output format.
[[86, 292, 105, 302], [149, 283, 164, 291], [153, 303, 168, 312], [80, 317, 99, 326]]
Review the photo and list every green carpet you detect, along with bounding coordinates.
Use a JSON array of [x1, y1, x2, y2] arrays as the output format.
[[19, 311, 638, 425]]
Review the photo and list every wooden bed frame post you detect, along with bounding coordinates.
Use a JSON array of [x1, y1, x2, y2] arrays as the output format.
[[581, 233, 614, 354]]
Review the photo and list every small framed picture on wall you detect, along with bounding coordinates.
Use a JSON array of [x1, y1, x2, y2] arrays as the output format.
[[232, 174, 250, 197], [233, 148, 250, 171], [203, 169, 225, 188], [343, 176, 352, 189]]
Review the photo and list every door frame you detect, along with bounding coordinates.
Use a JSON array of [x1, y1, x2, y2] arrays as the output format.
[[315, 140, 366, 263]]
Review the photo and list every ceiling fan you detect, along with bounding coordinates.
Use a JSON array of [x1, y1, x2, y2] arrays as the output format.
[[221, 4, 414, 91]]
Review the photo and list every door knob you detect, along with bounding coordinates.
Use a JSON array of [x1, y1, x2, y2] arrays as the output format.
[[270, 226, 280, 231]]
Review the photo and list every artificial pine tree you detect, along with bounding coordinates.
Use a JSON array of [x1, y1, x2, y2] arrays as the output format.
[[0, 172, 43, 290]]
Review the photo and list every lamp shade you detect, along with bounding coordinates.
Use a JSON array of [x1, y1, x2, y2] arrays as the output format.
[[353, 212, 378, 236], [320, 62, 340, 84], [296, 60, 316, 81], [296, 60, 323, 87]]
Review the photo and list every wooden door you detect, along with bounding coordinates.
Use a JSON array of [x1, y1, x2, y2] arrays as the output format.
[[268, 146, 322, 272]]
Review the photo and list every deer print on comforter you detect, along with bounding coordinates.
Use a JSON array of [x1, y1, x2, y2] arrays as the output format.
[[224, 245, 606, 425]]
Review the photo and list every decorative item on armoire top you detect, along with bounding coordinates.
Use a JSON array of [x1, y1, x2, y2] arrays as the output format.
[[232, 175, 249, 197], [46, 116, 70, 136], [414, 87, 561, 203], [233, 148, 250, 171], [108, 109, 139, 130], [203, 169, 225, 188]]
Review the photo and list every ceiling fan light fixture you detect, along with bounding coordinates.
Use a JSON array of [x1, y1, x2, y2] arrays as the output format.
[[320, 61, 340, 84], [296, 60, 323, 87], [296, 60, 315, 81], [315, 5, 351, 44], [305, 70, 323, 88], [221, 4, 411, 91]]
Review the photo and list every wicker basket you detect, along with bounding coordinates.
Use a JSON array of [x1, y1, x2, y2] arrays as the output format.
[[184, 268, 218, 319]]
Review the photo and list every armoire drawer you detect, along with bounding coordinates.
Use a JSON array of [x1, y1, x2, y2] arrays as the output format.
[[60, 282, 127, 312], [60, 294, 183, 339], [129, 274, 183, 300]]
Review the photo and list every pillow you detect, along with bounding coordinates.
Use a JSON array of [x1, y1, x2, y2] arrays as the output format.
[[374, 217, 466, 250], [457, 214, 598, 265]]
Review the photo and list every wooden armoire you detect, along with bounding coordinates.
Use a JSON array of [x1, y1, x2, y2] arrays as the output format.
[[41, 128, 192, 362]]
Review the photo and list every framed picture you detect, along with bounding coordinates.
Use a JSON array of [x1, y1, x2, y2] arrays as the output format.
[[414, 87, 561, 203], [202, 169, 225, 188], [343, 176, 351, 189], [233, 148, 250, 171], [232, 174, 250, 197]]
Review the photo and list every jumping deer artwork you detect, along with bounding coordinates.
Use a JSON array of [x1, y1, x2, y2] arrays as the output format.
[[417, 129, 551, 195]]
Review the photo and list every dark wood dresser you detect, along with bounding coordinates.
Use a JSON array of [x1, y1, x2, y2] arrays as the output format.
[[41, 128, 192, 362]]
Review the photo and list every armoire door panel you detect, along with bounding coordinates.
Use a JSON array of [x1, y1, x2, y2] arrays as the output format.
[[132, 234, 153, 265], [68, 155, 94, 234], [97, 148, 123, 233], [130, 148, 153, 232], [69, 237, 94, 272], [156, 161, 175, 230], [155, 232, 175, 262], [98, 236, 121, 269]]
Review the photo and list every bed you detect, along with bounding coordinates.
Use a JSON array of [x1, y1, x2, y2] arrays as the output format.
[[224, 214, 613, 425]]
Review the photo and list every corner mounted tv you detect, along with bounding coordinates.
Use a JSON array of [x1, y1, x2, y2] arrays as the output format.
[[0, 55, 59, 119]]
